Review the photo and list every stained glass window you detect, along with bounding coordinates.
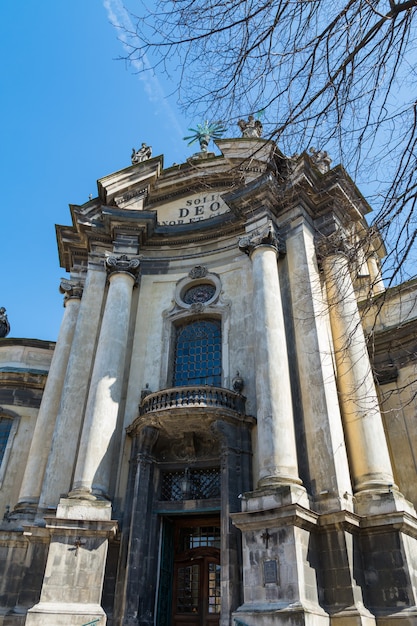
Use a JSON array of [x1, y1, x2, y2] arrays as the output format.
[[183, 283, 216, 305], [173, 319, 221, 386]]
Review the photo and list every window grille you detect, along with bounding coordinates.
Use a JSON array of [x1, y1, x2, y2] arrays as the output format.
[[161, 467, 221, 501], [173, 319, 221, 386]]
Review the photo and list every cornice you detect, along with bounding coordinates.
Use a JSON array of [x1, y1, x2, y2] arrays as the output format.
[[55, 145, 376, 271]]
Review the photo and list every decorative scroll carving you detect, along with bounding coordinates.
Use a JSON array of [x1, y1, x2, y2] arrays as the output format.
[[315, 230, 353, 263], [59, 279, 83, 303], [189, 265, 208, 279], [190, 302, 204, 313], [239, 221, 285, 256], [105, 254, 141, 279], [137, 425, 159, 455]]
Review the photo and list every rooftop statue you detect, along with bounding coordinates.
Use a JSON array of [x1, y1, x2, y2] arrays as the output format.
[[131, 143, 152, 164], [309, 147, 332, 173], [0, 307, 10, 338], [237, 114, 263, 138], [184, 121, 226, 153]]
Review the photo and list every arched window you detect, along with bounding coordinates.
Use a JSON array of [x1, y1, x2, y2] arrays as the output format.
[[0, 417, 13, 466], [173, 319, 221, 387]]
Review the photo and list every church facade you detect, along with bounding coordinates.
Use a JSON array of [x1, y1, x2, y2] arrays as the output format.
[[0, 135, 417, 626]]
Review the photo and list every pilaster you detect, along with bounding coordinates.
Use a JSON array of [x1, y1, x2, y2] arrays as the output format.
[[286, 221, 352, 513], [211, 418, 254, 626], [122, 426, 159, 626]]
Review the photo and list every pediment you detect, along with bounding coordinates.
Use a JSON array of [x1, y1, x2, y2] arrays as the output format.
[[97, 156, 163, 210]]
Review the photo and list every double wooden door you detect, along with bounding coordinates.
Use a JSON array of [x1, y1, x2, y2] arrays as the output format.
[[169, 517, 221, 626]]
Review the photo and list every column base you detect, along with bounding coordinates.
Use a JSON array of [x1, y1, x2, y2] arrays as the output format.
[[25, 602, 106, 626], [374, 608, 417, 625], [8, 501, 38, 527], [354, 488, 416, 516], [67, 487, 109, 501], [57, 497, 113, 521], [329, 605, 376, 626], [233, 601, 329, 626], [242, 483, 310, 511]]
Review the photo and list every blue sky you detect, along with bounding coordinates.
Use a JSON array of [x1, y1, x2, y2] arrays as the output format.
[[2, 2, 414, 342], [1, 1, 193, 341]]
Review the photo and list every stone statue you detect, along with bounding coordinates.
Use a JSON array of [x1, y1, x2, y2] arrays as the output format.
[[131, 143, 152, 164], [309, 147, 332, 173], [237, 115, 263, 138], [0, 307, 10, 338]]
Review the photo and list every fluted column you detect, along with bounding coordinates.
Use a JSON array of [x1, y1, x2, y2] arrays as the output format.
[[15, 280, 82, 515], [70, 254, 140, 500], [239, 222, 301, 488], [320, 234, 395, 493], [37, 258, 107, 517]]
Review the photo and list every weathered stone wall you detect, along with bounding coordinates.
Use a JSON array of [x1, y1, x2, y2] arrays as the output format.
[[0, 340, 53, 518]]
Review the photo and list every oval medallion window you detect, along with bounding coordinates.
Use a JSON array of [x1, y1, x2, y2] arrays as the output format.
[[182, 283, 216, 305]]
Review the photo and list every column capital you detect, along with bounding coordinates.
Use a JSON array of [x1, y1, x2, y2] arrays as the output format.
[[239, 221, 285, 257], [105, 254, 141, 280], [315, 230, 353, 263], [59, 279, 84, 304]]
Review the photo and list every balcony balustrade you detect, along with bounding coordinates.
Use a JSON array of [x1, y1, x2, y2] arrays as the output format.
[[139, 385, 246, 416]]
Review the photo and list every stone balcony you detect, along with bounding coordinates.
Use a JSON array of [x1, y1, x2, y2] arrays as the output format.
[[135, 385, 248, 436], [140, 385, 246, 415]]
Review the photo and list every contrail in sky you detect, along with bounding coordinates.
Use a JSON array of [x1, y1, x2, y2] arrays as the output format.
[[103, 0, 184, 141]]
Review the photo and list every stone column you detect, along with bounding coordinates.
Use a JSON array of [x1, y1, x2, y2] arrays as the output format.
[[285, 222, 352, 512], [15, 279, 82, 517], [320, 234, 396, 494], [70, 254, 140, 500], [37, 258, 107, 518], [367, 252, 385, 294], [239, 222, 301, 489]]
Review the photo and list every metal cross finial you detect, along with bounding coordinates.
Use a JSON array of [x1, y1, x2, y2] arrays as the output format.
[[69, 537, 86, 557], [261, 529, 271, 549]]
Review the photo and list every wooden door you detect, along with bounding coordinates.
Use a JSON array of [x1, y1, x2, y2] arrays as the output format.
[[171, 519, 221, 626]]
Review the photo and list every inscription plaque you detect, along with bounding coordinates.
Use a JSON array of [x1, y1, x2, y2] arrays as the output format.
[[263, 559, 278, 585]]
